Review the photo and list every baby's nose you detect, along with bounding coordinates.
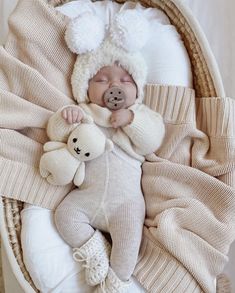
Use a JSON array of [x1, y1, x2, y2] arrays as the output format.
[[110, 81, 120, 87]]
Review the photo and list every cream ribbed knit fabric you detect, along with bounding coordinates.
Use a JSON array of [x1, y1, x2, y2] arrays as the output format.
[[0, 1, 235, 292], [55, 141, 145, 282]]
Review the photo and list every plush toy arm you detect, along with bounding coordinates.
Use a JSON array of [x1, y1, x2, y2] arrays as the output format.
[[43, 141, 67, 152], [73, 162, 85, 186]]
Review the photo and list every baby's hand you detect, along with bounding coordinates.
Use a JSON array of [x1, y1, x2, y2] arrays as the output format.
[[61, 106, 83, 124], [110, 109, 134, 128]]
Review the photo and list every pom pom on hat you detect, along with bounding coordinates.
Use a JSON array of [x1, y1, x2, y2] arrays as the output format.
[[110, 10, 150, 52], [65, 12, 106, 54]]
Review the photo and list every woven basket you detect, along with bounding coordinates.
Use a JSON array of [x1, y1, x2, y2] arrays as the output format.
[[0, 0, 230, 292]]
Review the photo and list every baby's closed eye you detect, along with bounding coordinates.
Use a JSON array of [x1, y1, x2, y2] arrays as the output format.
[[94, 76, 108, 83], [121, 76, 134, 83]]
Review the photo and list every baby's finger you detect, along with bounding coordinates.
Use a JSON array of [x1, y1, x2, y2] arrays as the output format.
[[61, 109, 68, 120], [111, 120, 119, 129], [67, 109, 73, 124], [110, 113, 117, 122], [110, 118, 118, 126], [72, 110, 79, 123], [76, 110, 83, 122]]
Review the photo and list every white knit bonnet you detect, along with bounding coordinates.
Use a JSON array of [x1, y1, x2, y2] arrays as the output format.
[[65, 10, 150, 104]]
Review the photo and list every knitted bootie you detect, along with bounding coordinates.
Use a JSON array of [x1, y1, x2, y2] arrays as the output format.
[[72, 230, 111, 286], [94, 268, 132, 293]]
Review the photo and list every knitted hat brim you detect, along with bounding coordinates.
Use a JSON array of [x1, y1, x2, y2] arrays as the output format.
[[71, 39, 147, 104]]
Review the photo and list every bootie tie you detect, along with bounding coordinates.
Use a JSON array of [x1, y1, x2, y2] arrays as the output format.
[[73, 230, 111, 286], [94, 267, 132, 293]]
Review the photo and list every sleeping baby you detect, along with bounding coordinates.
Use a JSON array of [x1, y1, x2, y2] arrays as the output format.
[[46, 10, 165, 293]]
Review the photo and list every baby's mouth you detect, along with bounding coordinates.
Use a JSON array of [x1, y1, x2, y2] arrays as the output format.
[[74, 147, 81, 154]]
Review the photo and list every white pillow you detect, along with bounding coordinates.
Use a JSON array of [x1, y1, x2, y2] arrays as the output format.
[[56, 0, 193, 87], [21, 204, 146, 293]]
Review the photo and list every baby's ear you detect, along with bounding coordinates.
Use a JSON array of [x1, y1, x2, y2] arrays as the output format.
[[105, 139, 114, 152]]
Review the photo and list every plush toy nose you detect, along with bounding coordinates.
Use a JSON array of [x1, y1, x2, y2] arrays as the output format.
[[103, 86, 126, 110]]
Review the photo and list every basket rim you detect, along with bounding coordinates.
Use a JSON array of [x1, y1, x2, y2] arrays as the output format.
[[113, 0, 226, 98], [170, 0, 225, 97], [0, 198, 36, 293]]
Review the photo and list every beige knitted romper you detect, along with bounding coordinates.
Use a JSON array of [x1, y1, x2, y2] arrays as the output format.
[[55, 128, 145, 281]]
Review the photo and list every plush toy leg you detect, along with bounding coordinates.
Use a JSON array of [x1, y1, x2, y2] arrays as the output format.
[[94, 268, 132, 293], [73, 230, 111, 286], [39, 157, 50, 178], [46, 174, 58, 185], [39, 160, 55, 184], [40, 167, 50, 178]]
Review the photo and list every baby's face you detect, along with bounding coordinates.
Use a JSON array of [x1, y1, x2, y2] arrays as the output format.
[[88, 64, 137, 108]]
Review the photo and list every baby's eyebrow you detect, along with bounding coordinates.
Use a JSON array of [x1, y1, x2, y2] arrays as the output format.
[[122, 74, 134, 80], [94, 74, 107, 79], [95, 71, 107, 77]]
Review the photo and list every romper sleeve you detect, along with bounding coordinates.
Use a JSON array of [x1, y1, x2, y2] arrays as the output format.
[[122, 104, 165, 155]]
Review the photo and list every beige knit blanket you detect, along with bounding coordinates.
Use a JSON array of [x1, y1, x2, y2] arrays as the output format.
[[0, 0, 235, 292]]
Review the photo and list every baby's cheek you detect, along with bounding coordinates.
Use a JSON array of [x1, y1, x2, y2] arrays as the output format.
[[125, 94, 136, 107], [127, 84, 137, 97], [89, 87, 106, 106]]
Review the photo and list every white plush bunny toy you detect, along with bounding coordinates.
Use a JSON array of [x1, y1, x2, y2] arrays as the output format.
[[39, 119, 113, 186]]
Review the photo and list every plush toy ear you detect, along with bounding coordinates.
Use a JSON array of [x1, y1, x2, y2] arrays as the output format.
[[105, 139, 114, 152], [110, 10, 150, 52], [65, 12, 106, 54]]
